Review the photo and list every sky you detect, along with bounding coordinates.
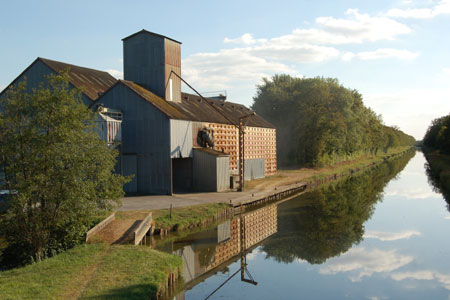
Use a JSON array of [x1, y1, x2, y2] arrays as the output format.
[[1, 0, 449, 140]]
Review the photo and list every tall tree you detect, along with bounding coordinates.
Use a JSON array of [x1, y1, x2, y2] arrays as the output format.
[[0, 73, 127, 263], [252, 75, 415, 167]]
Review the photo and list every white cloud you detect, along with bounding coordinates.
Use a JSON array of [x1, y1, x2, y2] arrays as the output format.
[[182, 8, 415, 93], [442, 67, 450, 76], [385, 187, 441, 199], [364, 230, 421, 241], [342, 52, 356, 61], [391, 270, 435, 281], [250, 44, 340, 63], [392, 270, 450, 290], [387, 0, 450, 19], [342, 48, 419, 61], [182, 49, 299, 91], [355, 48, 419, 60], [106, 69, 123, 79], [365, 88, 450, 139], [264, 9, 411, 47], [224, 33, 267, 45], [315, 9, 411, 43], [319, 247, 413, 281], [444, 215, 450, 220], [246, 248, 262, 261]]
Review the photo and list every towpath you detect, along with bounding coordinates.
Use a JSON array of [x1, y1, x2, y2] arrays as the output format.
[[117, 168, 318, 211]]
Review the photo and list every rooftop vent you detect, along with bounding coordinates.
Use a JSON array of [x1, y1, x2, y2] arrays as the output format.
[[200, 90, 227, 101]]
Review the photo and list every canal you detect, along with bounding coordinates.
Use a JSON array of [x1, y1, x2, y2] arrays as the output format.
[[155, 150, 450, 299]]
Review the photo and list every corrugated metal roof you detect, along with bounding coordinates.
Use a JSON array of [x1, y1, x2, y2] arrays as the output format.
[[193, 147, 230, 157], [122, 29, 182, 44], [39, 58, 117, 101], [119, 80, 188, 120], [173, 93, 276, 128], [111, 82, 274, 128], [5, 57, 274, 129]]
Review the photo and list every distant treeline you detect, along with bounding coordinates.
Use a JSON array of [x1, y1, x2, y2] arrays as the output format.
[[251, 75, 416, 167], [423, 113, 450, 154]]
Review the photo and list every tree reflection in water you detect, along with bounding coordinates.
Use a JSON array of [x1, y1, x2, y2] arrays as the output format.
[[262, 149, 416, 264], [424, 160, 450, 210]]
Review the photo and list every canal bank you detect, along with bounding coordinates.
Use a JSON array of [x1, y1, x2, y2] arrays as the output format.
[[154, 149, 422, 300], [119, 147, 413, 212], [94, 147, 413, 245], [0, 147, 415, 300]]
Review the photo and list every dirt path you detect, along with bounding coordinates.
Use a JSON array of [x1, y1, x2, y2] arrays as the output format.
[[61, 246, 111, 300]]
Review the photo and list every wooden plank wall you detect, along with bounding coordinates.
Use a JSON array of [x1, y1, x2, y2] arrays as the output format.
[[164, 39, 181, 102]]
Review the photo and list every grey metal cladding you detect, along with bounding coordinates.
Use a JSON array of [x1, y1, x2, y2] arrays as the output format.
[[0, 59, 93, 106], [96, 82, 172, 195], [170, 119, 193, 159], [193, 148, 230, 192], [123, 33, 165, 98], [244, 158, 265, 180]]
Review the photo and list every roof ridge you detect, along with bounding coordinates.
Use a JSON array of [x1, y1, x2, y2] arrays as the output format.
[[38, 57, 113, 75], [122, 29, 182, 44]]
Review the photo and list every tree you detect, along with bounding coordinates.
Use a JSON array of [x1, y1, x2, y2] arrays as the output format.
[[252, 75, 415, 168], [0, 72, 127, 264]]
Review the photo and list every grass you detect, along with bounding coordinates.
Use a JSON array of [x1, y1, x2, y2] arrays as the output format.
[[0, 243, 182, 300], [80, 245, 182, 300], [0, 243, 108, 300], [245, 146, 412, 190], [152, 202, 229, 231], [115, 203, 229, 232]]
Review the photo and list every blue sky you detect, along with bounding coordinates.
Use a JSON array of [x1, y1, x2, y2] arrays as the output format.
[[1, 0, 449, 139]]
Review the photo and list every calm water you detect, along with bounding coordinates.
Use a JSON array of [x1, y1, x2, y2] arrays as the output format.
[[157, 151, 450, 300]]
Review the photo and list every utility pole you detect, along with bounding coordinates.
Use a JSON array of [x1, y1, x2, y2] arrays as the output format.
[[238, 113, 255, 192], [167, 71, 255, 192]]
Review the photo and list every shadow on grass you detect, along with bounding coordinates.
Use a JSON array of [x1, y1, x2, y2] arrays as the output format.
[[83, 284, 158, 300]]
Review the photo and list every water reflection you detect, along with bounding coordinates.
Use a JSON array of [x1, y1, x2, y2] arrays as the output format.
[[156, 204, 278, 299], [424, 159, 450, 210], [157, 149, 426, 299], [262, 149, 416, 265]]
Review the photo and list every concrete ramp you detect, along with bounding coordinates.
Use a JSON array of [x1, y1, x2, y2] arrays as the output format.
[[88, 212, 149, 244]]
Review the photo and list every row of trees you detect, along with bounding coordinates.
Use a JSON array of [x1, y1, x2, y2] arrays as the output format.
[[423, 113, 450, 154], [0, 73, 127, 267], [252, 75, 415, 167]]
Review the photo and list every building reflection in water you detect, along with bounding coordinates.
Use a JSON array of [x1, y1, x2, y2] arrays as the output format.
[[163, 204, 277, 299]]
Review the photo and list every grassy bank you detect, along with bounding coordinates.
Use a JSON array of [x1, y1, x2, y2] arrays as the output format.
[[0, 243, 182, 300], [0, 147, 414, 300], [152, 202, 230, 231], [246, 146, 412, 190], [115, 202, 230, 234], [423, 149, 450, 201]]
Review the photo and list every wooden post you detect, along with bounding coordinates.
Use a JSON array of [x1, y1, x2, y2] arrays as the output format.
[[238, 118, 245, 192]]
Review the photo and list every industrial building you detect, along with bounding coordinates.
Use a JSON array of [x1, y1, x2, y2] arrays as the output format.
[[1, 30, 277, 195]]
